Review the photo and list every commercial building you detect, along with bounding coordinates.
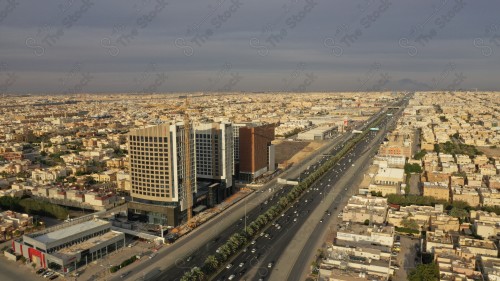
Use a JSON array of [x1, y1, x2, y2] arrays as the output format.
[[13, 218, 125, 274], [127, 122, 196, 226], [296, 125, 337, 140], [194, 122, 234, 205], [237, 123, 275, 182]]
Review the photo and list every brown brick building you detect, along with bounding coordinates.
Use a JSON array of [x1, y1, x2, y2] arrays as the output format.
[[238, 123, 275, 182]]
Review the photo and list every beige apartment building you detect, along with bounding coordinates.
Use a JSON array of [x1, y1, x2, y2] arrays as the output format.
[[451, 186, 480, 207], [423, 182, 450, 201]]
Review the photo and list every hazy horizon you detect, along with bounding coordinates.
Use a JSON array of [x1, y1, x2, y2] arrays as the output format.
[[1, 0, 500, 94]]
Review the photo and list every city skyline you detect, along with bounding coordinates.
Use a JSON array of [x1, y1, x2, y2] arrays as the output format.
[[1, 0, 500, 94]]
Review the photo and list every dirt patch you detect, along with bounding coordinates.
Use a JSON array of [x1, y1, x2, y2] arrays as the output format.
[[274, 140, 326, 166], [478, 146, 500, 157]]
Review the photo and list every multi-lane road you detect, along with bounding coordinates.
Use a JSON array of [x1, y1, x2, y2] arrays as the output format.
[[114, 95, 409, 281], [213, 97, 408, 281]]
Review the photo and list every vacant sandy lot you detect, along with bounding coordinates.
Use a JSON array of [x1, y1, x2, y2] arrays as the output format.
[[478, 146, 500, 157], [274, 140, 326, 166]]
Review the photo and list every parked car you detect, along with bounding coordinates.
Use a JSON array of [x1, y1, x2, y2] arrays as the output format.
[[36, 269, 45, 275]]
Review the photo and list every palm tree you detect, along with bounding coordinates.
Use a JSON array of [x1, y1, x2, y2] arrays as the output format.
[[204, 255, 219, 273], [191, 267, 205, 281]]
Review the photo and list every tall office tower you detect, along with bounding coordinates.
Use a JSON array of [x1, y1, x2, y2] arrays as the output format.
[[238, 123, 275, 182], [127, 122, 195, 227], [194, 122, 234, 206], [232, 123, 246, 178]]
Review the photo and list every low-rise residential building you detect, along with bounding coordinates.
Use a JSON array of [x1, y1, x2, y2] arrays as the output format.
[[337, 223, 394, 247], [387, 205, 442, 230], [342, 195, 388, 224], [426, 229, 454, 253], [480, 188, 500, 207], [452, 186, 481, 207], [430, 213, 460, 232], [423, 182, 450, 201], [435, 249, 483, 281], [459, 236, 498, 257], [488, 175, 500, 189], [479, 255, 500, 281]]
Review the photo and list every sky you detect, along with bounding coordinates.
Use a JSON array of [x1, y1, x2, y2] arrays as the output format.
[[0, 0, 499, 94]]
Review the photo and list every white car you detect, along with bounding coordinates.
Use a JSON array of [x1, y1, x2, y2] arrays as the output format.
[[251, 248, 257, 253], [226, 263, 233, 269], [239, 262, 244, 267]]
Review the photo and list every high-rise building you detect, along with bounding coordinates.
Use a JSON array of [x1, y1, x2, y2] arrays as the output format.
[[194, 122, 234, 205], [127, 122, 195, 226], [238, 123, 275, 182]]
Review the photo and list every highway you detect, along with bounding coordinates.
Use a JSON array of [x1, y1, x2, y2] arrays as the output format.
[[113, 97, 407, 281], [117, 115, 371, 281], [215, 127, 385, 281], [213, 96, 409, 281]]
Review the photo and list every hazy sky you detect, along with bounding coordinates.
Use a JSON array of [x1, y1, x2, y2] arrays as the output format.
[[1, 0, 499, 94]]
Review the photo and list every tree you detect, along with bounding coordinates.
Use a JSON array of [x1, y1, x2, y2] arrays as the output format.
[[414, 149, 427, 160], [203, 255, 219, 273], [405, 163, 422, 174], [434, 144, 440, 153], [449, 207, 468, 220], [408, 262, 439, 281], [363, 219, 370, 226], [84, 176, 96, 186], [401, 218, 419, 230]]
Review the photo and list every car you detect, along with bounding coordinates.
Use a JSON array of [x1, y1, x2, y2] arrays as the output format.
[[43, 271, 54, 278], [268, 262, 273, 268], [36, 269, 46, 275], [186, 256, 193, 262], [49, 275, 59, 280], [239, 262, 245, 267], [293, 218, 297, 222], [120, 271, 131, 278], [243, 247, 248, 252], [319, 219, 323, 223], [264, 233, 270, 238], [251, 240, 256, 245], [149, 253, 157, 259], [251, 248, 257, 253], [260, 232, 264, 237], [226, 263, 233, 269], [228, 274, 236, 280]]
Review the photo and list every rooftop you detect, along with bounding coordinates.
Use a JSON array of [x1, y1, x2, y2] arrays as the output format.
[[31, 219, 110, 244], [55, 230, 122, 257]]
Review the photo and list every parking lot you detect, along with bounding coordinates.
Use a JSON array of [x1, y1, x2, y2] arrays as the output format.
[[393, 235, 420, 280], [76, 235, 159, 281]]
